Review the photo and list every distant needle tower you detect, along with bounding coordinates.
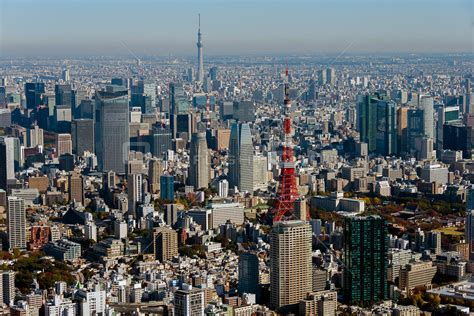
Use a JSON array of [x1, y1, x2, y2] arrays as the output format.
[[196, 14, 204, 84]]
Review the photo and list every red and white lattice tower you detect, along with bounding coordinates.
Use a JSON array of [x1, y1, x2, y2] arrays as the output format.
[[272, 68, 299, 223]]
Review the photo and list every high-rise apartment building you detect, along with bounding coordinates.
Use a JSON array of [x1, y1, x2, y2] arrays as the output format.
[[153, 226, 178, 262], [299, 290, 337, 316], [270, 220, 312, 311], [229, 122, 254, 193], [189, 132, 209, 190], [343, 216, 389, 305], [7, 196, 26, 250], [95, 86, 130, 173]]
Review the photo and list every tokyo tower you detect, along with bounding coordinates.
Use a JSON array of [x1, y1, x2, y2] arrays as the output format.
[[272, 68, 299, 223]]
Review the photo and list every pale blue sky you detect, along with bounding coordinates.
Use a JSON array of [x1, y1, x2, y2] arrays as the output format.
[[0, 0, 472, 56]]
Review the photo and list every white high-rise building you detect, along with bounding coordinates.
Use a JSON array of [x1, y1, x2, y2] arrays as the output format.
[[128, 173, 143, 217], [218, 179, 229, 198], [114, 221, 128, 239], [7, 196, 26, 250], [73, 288, 106, 316], [420, 96, 434, 140], [84, 223, 97, 241]]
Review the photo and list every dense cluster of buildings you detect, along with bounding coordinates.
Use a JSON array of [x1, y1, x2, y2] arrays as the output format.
[[0, 18, 472, 315]]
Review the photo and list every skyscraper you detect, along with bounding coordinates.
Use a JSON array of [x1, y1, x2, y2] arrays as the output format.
[[357, 93, 389, 153], [25, 124, 44, 148], [317, 69, 327, 86], [7, 196, 26, 250], [68, 173, 85, 205], [0, 137, 15, 190], [196, 14, 204, 84], [55, 84, 76, 113], [160, 175, 174, 201], [229, 122, 254, 193], [131, 80, 156, 114], [56, 133, 72, 156], [151, 125, 172, 159], [420, 95, 434, 140], [25, 82, 45, 109], [128, 173, 143, 217], [94, 87, 130, 173], [407, 108, 425, 152], [465, 201, 474, 260], [326, 67, 336, 85], [375, 100, 398, 156], [238, 252, 260, 302], [270, 220, 312, 311], [1, 271, 15, 306], [71, 119, 94, 156], [189, 132, 209, 189], [343, 216, 389, 305], [148, 158, 163, 194]]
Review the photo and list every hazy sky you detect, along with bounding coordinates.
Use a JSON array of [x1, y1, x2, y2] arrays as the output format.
[[0, 0, 472, 57]]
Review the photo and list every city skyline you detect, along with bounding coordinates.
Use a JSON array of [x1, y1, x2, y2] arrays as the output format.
[[0, 0, 472, 57]]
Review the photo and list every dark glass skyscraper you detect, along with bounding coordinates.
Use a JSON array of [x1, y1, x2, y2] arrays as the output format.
[[94, 86, 130, 173], [343, 216, 389, 305], [160, 175, 174, 201], [131, 80, 156, 114], [376, 100, 398, 156], [151, 125, 172, 159], [71, 118, 94, 156], [358, 93, 396, 155], [55, 84, 76, 112], [25, 82, 45, 110], [357, 94, 379, 152], [238, 252, 260, 302]]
